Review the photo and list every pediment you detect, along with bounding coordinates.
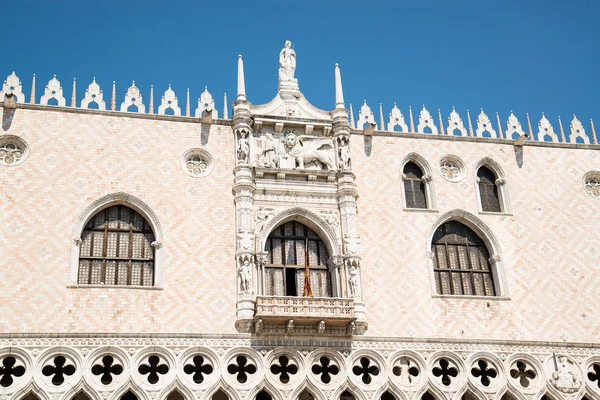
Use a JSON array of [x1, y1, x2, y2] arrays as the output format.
[[251, 90, 331, 121]]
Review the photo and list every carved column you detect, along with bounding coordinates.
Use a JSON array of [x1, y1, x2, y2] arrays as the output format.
[[332, 102, 368, 334], [233, 94, 256, 333]]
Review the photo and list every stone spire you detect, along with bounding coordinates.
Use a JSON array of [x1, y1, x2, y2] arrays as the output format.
[[526, 113, 534, 140], [558, 115, 566, 142], [29, 74, 36, 104], [71, 78, 77, 107], [334, 63, 344, 109], [237, 55, 246, 101], [111, 81, 116, 111], [223, 93, 229, 119], [149, 85, 154, 114], [409, 106, 415, 132], [379, 104, 385, 132], [349, 103, 355, 129], [438, 109, 445, 135], [466, 110, 474, 136], [496, 112, 503, 139], [591, 118, 597, 144], [186, 88, 191, 117]]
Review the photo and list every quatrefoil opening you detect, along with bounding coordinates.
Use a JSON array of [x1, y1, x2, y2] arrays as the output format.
[[227, 355, 257, 384], [312, 356, 339, 384]]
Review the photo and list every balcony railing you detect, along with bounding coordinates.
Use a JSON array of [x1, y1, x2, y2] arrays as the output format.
[[254, 296, 355, 325]]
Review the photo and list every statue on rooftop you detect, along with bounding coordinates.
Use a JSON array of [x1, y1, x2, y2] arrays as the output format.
[[279, 40, 296, 82]]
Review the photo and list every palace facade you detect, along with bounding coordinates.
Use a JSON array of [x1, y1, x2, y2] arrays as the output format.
[[0, 41, 599, 400]]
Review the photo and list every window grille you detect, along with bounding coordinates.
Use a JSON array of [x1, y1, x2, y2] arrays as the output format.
[[403, 162, 427, 209], [431, 221, 496, 296], [264, 221, 331, 297], [78, 205, 155, 286], [477, 166, 501, 212]]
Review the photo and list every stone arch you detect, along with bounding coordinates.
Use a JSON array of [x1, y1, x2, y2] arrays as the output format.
[[426, 209, 509, 297], [112, 384, 149, 400], [68, 192, 165, 286], [159, 379, 196, 400], [290, 383, 325, 400], [474, 157, 511, 214], [64, 385, 101, 400], [374, 385, 408, 400], [207, 383, 240, 400], [414, 386, 445, 400], [399, 152, 436, 210], [258, 207, 341, 257]]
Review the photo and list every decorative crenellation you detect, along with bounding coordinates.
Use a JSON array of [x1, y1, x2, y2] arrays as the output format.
[[348, 100, 599, 145], [1, 338, 600, 399], [2, 70, 599, 144]]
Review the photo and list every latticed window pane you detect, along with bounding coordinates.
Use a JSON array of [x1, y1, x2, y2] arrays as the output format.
[[265, 221, 332, 297], [78, 205, 155, 286], [403, 162, 427, 209], [431, 221, 497, 296], [478, 166, 501, 212]]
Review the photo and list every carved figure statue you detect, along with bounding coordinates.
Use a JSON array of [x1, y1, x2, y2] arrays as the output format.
[[281, 131, 334, 170], [259, 133, 277, 168], [317, 320, 326, 335], [239, 259, 252, 293], [551, 356, 580, 393], [237, 137, 249, 164], [279, 40, 296, 82], [348, 265, 360, 296], [338, 137, 351, 170]]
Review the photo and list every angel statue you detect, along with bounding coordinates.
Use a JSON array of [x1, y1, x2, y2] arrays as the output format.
[[279, 40, 296, 82]]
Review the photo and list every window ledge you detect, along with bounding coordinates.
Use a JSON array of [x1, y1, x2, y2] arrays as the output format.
[[403, 208, 439, 213], [479, 211, 513, 216], [431, 294, 511, 301], [67, 284, 163, 291]]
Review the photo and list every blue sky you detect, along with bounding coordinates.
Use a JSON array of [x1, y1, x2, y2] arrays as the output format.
[[3, 1, 599, 131]]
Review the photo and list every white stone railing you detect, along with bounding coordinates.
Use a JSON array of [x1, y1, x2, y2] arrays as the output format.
[[255, 296, 355, 322]]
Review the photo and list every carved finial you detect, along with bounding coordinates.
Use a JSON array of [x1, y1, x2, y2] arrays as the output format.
[[334, 63, 344, 109], [237, 54, 246, 101], [496, 112, 504, 139], [186, 88, 191, 117], [466, 109, 474, 137], [111, 81, 116, 111], [379, 103, 385, 132], [29, 74, 36, 104], [223, 93, 229, 119], [349, 103, 355, 129], [148, 85, 154, 114], [409, 106, 415, 132], [591, 118, 597, 144], [438, 108, 445, 135], [526, 113, 534, 140], [71, 78, 76, 107]]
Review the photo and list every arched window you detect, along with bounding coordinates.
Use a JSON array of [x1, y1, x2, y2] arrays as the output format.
[[422, 393, 438, 400], [256, 390, 272, 400], [403, 162, 427, 209], [477, 166, 501, 212], [120, 392, 138, 400], [212, 390, 229, 400], [431, 221, 496, 296], [78, 205, 155, 286], [264, 221, 332, 297]]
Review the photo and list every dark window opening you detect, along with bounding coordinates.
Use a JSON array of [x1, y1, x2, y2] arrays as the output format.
[[477, 166, 501, 212], [431, 221, 496, 296], [403, 162, 427, 209], [78, 205, 155, 286], [265, 221, 332, 297]]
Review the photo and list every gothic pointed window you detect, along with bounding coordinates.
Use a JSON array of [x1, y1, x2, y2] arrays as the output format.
[[264, 221, 332, 297], [403, 162, 427, 209], [477, 166, 501, 212], [78, 205, 155, 286], [431, 221, 496, 296]]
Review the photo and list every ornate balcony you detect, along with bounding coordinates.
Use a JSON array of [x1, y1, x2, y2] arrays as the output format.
[[253, 296, 357, 335]]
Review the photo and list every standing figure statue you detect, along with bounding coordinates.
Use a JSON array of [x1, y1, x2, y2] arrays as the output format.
[[239, 258, 252, 293], [237, 136, 249, 165], [279, 40, 296, 82], [260, 133, 278, 168], [348, 265, 360, 296]]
